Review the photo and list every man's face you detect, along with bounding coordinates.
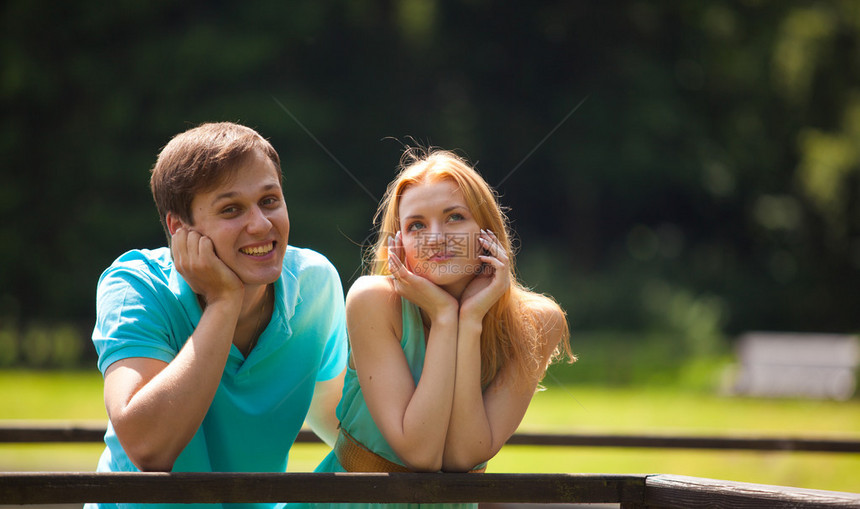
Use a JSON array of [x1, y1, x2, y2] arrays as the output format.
[[185, 150, 289, 285]]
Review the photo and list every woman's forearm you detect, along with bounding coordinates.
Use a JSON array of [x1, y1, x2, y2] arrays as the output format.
[[442, 318, 495, 471], [390, 310, 460, 471]]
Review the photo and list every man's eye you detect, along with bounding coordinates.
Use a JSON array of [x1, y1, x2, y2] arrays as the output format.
[[261, 197, 279, 207]]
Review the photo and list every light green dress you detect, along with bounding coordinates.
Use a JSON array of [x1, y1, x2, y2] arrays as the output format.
[[293, 298, 479, 509]]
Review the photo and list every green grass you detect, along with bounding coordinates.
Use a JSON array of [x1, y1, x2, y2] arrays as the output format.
[[0, 370, 108, 473], [495, 384, 860, 493], [2, 370, 859, 493], [0, 370, 107, 420]]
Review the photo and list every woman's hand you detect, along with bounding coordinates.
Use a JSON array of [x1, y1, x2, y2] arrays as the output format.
[[171, 227, 244, 305], [388, 231, 458, 322], [459, 229, 511, 322]]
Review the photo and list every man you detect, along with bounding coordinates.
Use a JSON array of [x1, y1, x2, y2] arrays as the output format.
[[88, 122, 347, 508]]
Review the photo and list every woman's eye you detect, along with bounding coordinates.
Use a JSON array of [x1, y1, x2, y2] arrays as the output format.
[[406, 221, 425, 232], [448, 213, 464, 222]]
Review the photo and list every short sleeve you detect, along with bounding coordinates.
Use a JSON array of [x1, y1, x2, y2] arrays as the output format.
[[294, 253, 348, 382], [92, 263, 182, 375]]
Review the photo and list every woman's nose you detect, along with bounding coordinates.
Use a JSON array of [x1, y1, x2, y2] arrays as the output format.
[[420, 225, 445, 245]]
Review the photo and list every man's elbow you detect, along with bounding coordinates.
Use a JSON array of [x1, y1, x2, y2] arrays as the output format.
[[115, 429, 178, 472], [133, 457, 175, 472], [126, 446, 176, 472]]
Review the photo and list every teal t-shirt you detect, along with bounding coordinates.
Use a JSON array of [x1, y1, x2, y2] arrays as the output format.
[[88, 245, 347, 509]]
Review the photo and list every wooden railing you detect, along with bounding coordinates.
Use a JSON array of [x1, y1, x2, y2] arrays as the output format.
[[1, 472, 860, 507], [3, 422, 860, 452], [2, 423, 860, 507]]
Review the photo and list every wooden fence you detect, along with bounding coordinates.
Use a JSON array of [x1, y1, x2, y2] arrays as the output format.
[[2, 423, 860, 507], [2, 472, 860, 507], [3, 423, 860, 453]]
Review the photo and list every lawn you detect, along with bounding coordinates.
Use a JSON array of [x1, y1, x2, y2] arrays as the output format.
[[1, 370, 858, 493]]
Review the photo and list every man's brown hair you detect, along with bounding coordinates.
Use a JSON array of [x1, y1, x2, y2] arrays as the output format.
[[150, 122, 282, 240]]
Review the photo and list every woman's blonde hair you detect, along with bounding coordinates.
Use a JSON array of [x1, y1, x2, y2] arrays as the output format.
[[366, 146, 574, 387]]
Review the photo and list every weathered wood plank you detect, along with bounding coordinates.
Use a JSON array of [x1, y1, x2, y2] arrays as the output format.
[[0, 472, 645, 505], [503, 433, 860, 453], [3, 424, 859, 453], [0, 423, 106, 443], [643, 474, 860, 508]]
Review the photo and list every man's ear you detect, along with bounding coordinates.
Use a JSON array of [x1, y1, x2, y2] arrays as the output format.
[[166, 212, 186, 236]]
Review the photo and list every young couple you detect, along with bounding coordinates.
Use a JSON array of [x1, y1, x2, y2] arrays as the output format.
[[89, 122, 573, 509]]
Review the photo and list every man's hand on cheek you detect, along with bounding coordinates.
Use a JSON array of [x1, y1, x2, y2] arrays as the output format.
[[172, 227, 244, 305]]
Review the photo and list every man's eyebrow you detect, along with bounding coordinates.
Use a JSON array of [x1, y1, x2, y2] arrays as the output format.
[[212, 191, 238, 203], [211, 183, 280, 203]]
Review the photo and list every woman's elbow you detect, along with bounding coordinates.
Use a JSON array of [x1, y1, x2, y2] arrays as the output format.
[[402, 455, 443, 473], [396, 447, 443, 472], [441, 454, 482, 473], [407, 462, 442, 473], [441, 444, 497, 472]]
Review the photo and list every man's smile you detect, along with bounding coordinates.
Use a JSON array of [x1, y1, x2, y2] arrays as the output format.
[[240, 242, 275, 256]]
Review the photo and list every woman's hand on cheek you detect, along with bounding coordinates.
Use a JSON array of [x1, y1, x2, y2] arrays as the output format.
[[171, 227, 244, 305], [459, 230, 510, 321], [388, 231, 458, 322]]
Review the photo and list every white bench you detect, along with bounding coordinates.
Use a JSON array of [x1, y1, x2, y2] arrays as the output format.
[[731, 332, 859, 400]]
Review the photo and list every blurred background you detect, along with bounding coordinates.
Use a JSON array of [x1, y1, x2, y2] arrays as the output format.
[[2, 0, 859, 378], [1, 0, 860, 492]]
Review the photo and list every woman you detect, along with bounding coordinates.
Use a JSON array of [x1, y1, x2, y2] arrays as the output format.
[[302, 147, 574, 508]]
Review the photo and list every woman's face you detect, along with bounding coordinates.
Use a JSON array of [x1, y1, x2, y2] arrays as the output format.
[[397, 179, 483, 294]]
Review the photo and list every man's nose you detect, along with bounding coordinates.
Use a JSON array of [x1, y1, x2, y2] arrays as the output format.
[[246, 206, 272, 232]]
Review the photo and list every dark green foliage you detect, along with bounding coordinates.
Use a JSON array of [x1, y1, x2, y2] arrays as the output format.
[[2, 1, 859, 369]]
